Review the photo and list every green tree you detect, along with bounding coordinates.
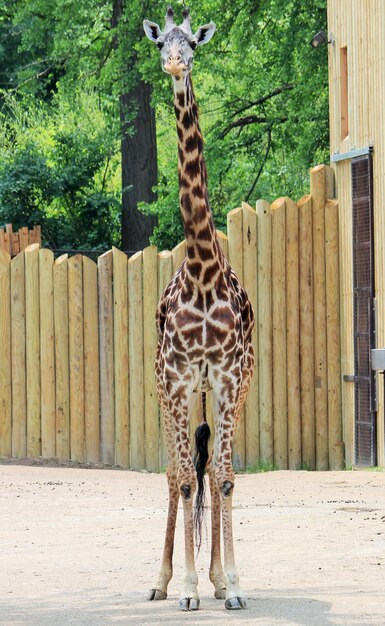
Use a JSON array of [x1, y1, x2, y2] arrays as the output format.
[[0, 0, 160, 250], [140, 0, 329, 249], [0, 0, 329, 252]]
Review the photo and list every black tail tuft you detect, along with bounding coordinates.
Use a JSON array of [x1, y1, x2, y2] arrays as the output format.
[[193, 419, 211, 552]]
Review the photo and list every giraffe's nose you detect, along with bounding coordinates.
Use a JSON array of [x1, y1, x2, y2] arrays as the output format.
[[164, 54, 185, 76], [167, 54, 182, 63]]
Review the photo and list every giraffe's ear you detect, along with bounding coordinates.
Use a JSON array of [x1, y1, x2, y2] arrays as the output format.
[[192, 22, 216, 46], [143, 20, 163, 42]]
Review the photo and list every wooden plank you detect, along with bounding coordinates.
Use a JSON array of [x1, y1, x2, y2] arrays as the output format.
[[6, 224, 14, 257], [2, 231, 10, 255], [172, 240, 186, 274], [11, 252, 27, 458], [286, 197, 301, 469], [158, 250, 173, 469], [0, 251, 11, 457], [298, 195, 316, 470], [242, 202, 259, 468], [128, 251, 145, 470], [227, 206, 245, 469], [143, 245, 159, 472], [310, 165, 329, 470], [216, 230, 229, 260], [25, 244, 41, 457], [39, 249, 55, 458], [34, 225, 41, 246], [83, 256, 100, 463], [112, 247, 129, 469], [68, 255, 84, 462], [12, 233, 20, 257], [256, 200, 273, 464], [19, 227, 29, 252], [54, 254, 70, 460], [271, 198, 287, 469], [325, 200, 344, 470], [98, 250, 115, 465]]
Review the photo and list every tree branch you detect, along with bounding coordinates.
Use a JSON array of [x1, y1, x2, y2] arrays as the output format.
[[219, 114, 288, 139], [245, 127, 272, 203], [231, 83, 294, 117]]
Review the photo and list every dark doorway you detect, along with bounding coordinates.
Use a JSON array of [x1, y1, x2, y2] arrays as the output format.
[[352, 154, 377, 466]]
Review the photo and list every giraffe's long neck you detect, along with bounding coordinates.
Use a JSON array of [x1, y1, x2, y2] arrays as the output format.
[[173, 73, 223, 287]]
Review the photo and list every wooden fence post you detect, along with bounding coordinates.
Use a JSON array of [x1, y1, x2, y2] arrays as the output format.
[[242, 202, 259, 468], [98, 251, 115, 465], [25, 244, 41, 458], [143, 245, 159, 472], [54, 255, 70, 460], [0, 251, 11, 457], [271, 198, 287, 469], [39, 249, 55, 458], [256, 199, 273, 465], [298, 195, 316, 470], [129, 251, 145, 470], [113, 247, 129, 469], [286, 197, 301, 469], [11, 252, 27, 458], [19, 227, 29, 252], [68, 254, 85, 462], [325, 200, 344, 470], [311, 165, 329, 470], [83, 256, 100, 463]]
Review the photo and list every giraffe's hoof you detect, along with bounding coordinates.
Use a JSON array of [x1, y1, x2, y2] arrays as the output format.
[[179, 597, 200, 611], [214, 587, 226, 599], [147, 588, 167, 601], [225, 596, 247, 610]]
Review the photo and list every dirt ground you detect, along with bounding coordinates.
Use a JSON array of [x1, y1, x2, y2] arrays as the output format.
[[1, 463, 385, 626]]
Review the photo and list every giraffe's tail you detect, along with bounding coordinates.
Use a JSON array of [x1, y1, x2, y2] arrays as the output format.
[[193, 392, 211, 552]]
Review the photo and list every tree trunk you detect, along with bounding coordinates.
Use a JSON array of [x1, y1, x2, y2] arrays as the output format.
[[120, 81, 158, 252]]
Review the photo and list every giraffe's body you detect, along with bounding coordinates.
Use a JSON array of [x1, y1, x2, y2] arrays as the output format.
[[144, 6, 254, 611]]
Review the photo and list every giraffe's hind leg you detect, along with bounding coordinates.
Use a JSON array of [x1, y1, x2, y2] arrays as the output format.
[[211, 388, 247, 610], [147, 415, 178, 601], [207, 457, 226, 599], [177, 392, 200, 611]]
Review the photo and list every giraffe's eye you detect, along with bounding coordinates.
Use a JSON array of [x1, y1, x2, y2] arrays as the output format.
[[190, 41, 197, 51], [157, 41, 164, 50]]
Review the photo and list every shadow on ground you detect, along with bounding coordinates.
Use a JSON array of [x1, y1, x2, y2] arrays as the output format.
[[1, 588, 365, 626]]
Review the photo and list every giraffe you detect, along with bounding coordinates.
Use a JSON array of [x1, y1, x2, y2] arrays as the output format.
[[143, 5, 255, 612]]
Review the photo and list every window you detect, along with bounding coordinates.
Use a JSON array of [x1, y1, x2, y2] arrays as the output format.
[[340, 46, 349, 140]]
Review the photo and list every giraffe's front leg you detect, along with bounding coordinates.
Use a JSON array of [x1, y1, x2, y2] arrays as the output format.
[[175, 406, 200, 611], [147, 417, 178, 601], [147, 464, 178, 601]]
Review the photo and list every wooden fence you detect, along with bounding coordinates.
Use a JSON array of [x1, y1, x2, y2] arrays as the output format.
[[0, 224, 41, 257], [0, 165, 344, 471]]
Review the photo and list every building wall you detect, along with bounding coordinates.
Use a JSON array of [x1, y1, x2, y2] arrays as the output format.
[[328, 0, 385, 465]]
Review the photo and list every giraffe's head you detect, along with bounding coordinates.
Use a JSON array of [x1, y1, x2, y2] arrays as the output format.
[[143, 6, 215, 79]]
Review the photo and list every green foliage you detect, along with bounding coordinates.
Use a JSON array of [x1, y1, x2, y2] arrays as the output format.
[[0, 0, 329, 251], [0, 92, 120, 248]]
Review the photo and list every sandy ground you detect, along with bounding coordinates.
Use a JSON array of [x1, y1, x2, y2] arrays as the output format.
[[1, 464, 385, 626]]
